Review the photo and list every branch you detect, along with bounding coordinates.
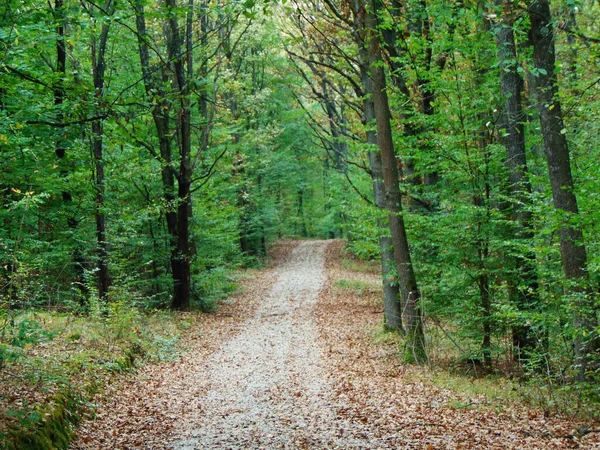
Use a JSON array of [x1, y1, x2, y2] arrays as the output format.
[[190, 147, 228, 192], [26, 113, 109, 128], [287, 49, 363, 98], [343, 169, 374, 206], [557, 22, 600, 44], [4, 66, 53, 89]]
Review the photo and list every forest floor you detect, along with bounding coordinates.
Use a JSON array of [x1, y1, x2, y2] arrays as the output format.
[[71, 240, 600, 449]]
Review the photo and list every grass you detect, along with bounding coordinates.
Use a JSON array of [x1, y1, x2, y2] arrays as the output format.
[[362, 314, 600, 420], [334, 278, 379, 295], [341, 258, 380, 275]]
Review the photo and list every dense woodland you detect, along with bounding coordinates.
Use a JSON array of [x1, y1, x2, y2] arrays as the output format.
[[1, 0, 600, 443]]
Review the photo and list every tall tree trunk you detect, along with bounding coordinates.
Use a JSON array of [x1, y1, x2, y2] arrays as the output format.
[[493, 0, 540, 362], [366, 89, 403, 332], [352, 5, 403, 331], [474, 193, 493, 373], [165, 0, 193, 310], [382, 0, 445, 193], [366, 0, 426, 362], [54, 0, 88, 302], [133, 0, 179, 305], [369, 151, 404, 332], [90, 0, 114, 301], [528, 0, 597, 377]]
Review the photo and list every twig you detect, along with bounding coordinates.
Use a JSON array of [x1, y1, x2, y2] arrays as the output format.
[[429, 316, 467, 354]]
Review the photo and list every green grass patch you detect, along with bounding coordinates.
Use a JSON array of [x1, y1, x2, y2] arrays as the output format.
[[334, 278, 379, 295], [368, 317, 600, 420], [370, 324, 404, 345], [341, 258, 380, 275]]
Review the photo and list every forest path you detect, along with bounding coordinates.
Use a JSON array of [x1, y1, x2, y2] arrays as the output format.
[[169, 240, 371, 449], [73, 240, 599, 449]]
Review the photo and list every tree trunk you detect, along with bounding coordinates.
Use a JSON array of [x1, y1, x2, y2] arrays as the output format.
[[366, 0, 426, 362], [90, 1, 113, 302], [54, 0, 88, 302], [367, 109, 404, 332], [165, 0, 193, 310], [382, 0, 443, 193], [353, 16, 403, 331], [528, 0, 597, 377], [493, 0, 539, 361], [474, 194, 493, 372], [134, 0, 181, 307]]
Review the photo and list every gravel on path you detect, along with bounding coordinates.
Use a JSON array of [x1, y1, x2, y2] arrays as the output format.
[[169, 240, 378, 449]]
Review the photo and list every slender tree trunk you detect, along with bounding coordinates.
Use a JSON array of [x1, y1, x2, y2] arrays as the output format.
[[54, 0, 88, 302], [165, 0, 193, 309], [528, 0, 597, 377], [493, 0, 539, 361], [297, 188, 308, 237], [366, 0, 425, 362], [366, 88, 403, 331], [133, 0, 179, 304], [382, 0, 444, 192], [352, 10, 403, 331], [369, 152, 404, 332], [90, 1, 113, 301], [473, 193, 493, 372]]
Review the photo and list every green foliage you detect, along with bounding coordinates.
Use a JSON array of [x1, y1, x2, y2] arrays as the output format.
[[3, 392, 83, 450], [1, 0, 599, 437]]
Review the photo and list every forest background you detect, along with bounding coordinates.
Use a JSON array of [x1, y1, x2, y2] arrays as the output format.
[[0, 0, 599, 446]]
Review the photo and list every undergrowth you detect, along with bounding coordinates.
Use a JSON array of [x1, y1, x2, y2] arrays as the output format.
[[341, 246, 600, 421], [0, 304, 191, 449]]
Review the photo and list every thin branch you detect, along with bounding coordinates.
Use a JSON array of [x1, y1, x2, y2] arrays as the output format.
[[26, 113, 109, 128], [4, 66, 53, 89], [190, 147, 228, 192], [343, 169, 374, 205]]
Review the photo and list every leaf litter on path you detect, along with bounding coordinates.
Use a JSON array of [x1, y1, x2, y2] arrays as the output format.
[[72, 240, 600, 449]]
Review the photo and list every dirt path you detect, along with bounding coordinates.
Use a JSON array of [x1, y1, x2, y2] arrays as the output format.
[[169, 240, 372, 449], [73, 240, 600, 449]]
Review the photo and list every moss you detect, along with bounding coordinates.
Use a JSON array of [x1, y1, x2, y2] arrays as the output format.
[[5, 392, 82, 450]]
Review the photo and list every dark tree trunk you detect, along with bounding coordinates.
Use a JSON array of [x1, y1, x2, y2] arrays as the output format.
[[493, 0, 539, 361], [90, 1, 113, 302], [528, 0, 597, 377], [320, 77, 348, 172], [382, 0, 443, 193], [366, 0, 425, 362], [165, 0, 193, 310], [54, 0, 88, 302], [134, 0, 181, 307], [366, 77, 403, 332], [474, 194, 493, 373], [369, 151, 404, 332], [297, 188, 308, 237]]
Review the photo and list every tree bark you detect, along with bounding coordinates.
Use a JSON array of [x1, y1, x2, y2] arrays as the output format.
[[54, 0, 88, 302], [134, 0, 181, 307], [528, 0, 597, 377], [365, 0, 425, 362], [165, 0, 193, 310], [90, 0, 114, 302], [493, 0, 540, 361], [365, 80, 403, 331], [352, 3, 403, 331]]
